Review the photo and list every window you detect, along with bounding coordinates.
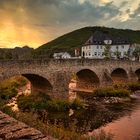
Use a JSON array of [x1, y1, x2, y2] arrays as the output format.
[[89, 52, 91, 56], [122, 45, 124, 49], [100, 46, 102, 49], [97, 46, 99, 49], [95, 52, 97, 56], [116, 46, 118, 50]]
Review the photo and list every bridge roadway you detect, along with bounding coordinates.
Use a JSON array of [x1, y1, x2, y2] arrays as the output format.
[[0, 111, 56, 140], [0, 59, 140, 99]]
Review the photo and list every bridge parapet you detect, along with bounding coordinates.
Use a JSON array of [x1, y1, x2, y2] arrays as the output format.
[[0, 111, 56, 139], [0, 59, 140, 99]]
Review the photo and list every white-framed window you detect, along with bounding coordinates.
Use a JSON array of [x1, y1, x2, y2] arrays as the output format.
[[122, 45, 124, 49], [95, 52, 97, 55], [100, 46, 102, 49], [97, 46, 99, 49]]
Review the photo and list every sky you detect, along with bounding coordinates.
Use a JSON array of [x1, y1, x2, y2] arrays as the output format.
[[0, 0, 140, 48]]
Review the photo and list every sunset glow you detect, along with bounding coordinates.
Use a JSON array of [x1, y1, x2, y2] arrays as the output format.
[[0, 0, 140, 48]]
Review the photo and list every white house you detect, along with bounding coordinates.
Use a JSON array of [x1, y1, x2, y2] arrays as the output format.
[[53, 52, 71, 59], [81, 31, 131, 59]]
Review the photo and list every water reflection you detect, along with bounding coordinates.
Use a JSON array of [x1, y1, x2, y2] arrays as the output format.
[[45, 99, 139, 136], [94, 101, 140, 140]]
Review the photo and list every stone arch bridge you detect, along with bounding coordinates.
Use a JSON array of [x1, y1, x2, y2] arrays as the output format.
[[0, 59, 140, 99]]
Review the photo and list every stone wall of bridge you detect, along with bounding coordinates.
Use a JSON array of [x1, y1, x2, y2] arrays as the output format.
[[0, 111, 56, 139], [0, 59, 140, 99]]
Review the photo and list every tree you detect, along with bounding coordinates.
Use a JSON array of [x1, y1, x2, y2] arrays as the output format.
[[123, 51, 129, 60], [103, 44, 111, 59], [114, 50, 121, 59], [4, 51, 12, 59], [133, 47, 140, 61]]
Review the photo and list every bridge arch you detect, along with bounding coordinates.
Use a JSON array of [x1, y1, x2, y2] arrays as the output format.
[[22, 74, 53, 94], [1, 72, 53, 95], [75, 69, 100, 91], [135, 69, 140, 82], [111, 68, 128, 84]]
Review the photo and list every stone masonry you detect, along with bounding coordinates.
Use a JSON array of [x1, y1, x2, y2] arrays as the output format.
[[0, 111, 56, 140], [0, 59, 140, 99]]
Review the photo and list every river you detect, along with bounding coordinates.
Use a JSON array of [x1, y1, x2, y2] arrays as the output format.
[[46, 98, 140, 140], [95, 100, 140, 140], [7, 81, 140, 139]]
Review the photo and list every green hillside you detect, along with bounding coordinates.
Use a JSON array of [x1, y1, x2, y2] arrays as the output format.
[[31, 26, 140, 58]]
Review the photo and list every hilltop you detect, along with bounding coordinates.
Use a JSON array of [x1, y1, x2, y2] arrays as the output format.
[[1, 26, 140, 59], [0, 46, 33, 59], [30, 26, 140, 59]]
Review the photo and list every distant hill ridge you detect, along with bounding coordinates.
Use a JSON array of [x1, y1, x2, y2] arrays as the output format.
[[0, 46, 33, 59], [32, 26, 140, 58]]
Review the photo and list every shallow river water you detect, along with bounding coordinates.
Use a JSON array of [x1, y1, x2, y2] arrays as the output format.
[[46, 98, 140, 140], [95, 100, 140, 140]]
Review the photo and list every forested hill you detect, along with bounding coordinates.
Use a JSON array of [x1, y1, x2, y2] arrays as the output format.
[[28, 26, 140, 58]]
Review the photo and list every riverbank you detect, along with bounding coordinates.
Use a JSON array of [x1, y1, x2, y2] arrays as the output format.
[[1, 77, 140, 140]]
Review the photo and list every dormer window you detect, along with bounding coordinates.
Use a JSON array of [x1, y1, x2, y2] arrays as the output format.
[[104, 39, 112, 45]]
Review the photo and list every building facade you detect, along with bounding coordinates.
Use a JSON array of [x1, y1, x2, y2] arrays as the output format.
[[53, 52, 71, 59], [81, 31, 131, 59]]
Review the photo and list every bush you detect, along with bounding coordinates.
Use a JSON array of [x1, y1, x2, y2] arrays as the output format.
[[0, 105, 16, 117], [128, 83, 140, 92], [15, 112, 113, 140], [17, 93, 72, 112], [0, 76, 28, 101], [17, 95, 35, 111], [93, 88, 130, 97], [71, 98, 85, 110], [17, 93, 85, 112], [0, 86, 17, 100]]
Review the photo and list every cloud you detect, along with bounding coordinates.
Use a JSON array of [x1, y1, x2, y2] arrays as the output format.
[[130, 4, 140, 18], [0, 0, 140, 48]]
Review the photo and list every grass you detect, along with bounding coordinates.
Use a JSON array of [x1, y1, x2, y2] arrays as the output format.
[[13, 111, 113, 140], [17, 92, 84, 112], [93, 88, 131, 97], [0, 76, 27, 100], [128, 82, 140, 92], [0, 104, 113, 140]]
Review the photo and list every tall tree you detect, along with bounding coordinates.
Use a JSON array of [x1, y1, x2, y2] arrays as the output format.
[[103, 44, 111, 59], [133, 47, 140, 61], [114, 50, 121, 59]]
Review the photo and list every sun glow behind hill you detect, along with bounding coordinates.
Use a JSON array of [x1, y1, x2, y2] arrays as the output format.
[[0, 0, 140, 49], [0, 20, 46, 48]]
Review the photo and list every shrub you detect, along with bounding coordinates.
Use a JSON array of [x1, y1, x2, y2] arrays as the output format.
[[128, 83, 140, 92], [113, 83, 128, 89], [17, 95, 35, 111], [17, 93, 72, 112], [17, 93, 85, 112], [0, 76, 28, 101], [71, 98, 85, 110], [0, 87, 17, 100], [0, 105, 16, 117], [93, 88, 130, 97]]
